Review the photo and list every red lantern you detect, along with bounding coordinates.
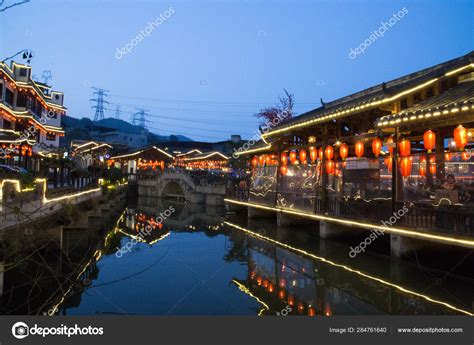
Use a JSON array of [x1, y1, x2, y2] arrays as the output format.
[[419, 165, 426, 177], [160, 161, 165, 171], [400, 157, 412, 177], [429, 155, 436, 164], [398, 139, 411, 157], [429, 164, 437, 175], [325, 161, 335, 175], [281, 152, 288, 165], [251, 156, 258, 167], [259, 155, 266, 166], [372, 138, 382, 157], [289, 151, 297, 164], [355, 141, 364, 158], [423, 130, 436, 153], [461, 151, 470, 161], [454, 125, 467, 150], [386, 136, 395, 156], [419, 155, 427, 164], [299, 149, 307, 164], [339, 143, 348, 160], [325, 145, 334, 161], [309, 147, 317, 163], [445, 152, 451, 161], [280, 165, 288, 176], [265, 155, 272, 165], [384, 157, 393, 173], [318, 147, 323, 161]]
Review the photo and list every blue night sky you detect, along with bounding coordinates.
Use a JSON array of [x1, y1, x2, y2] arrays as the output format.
[[1, 0, 472, 141]]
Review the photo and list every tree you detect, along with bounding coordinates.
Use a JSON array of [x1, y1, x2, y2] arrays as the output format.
[[254, 89, 294, 127]]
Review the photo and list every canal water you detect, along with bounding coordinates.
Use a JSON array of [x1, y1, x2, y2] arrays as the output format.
[[1, 195, 473, 316]]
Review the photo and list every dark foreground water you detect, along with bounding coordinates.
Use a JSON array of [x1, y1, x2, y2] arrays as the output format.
[[1, 196, 473, 316]]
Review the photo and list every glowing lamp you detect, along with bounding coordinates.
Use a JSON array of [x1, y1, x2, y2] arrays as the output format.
[[308, 307, 316, 316], [297, 302, 304, 313], [318, 147, 323, 161], [423, 130, 436, 153], [355, 140, 364, 158], [258, 155, 265, 166], [429, 163, 437, 175], [325, 161, 335, 175], [400, 157, 412, 177], [280, 165, 288, 176], [429, 155, 436, 164], [339, 143, 348, 160], [419, 165, 426, 177], [386, 136, 395, 156], [288, 296, 294, 306], [309, 147, 317, 163], [279, 290, 286, 300], [445, 152, 451, 161], [461, 151, 469, 161], [398, 139, 411, 157], [281, 152, 288, 166], [372, 138, 382, 157], [325, 145, 334, 161], [299, 149, 307, 164], [290, 151, 297, 164], [384, 157, 393, 173], [454, 125, 467, 150]]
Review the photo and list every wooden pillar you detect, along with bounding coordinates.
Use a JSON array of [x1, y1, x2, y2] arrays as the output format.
[[321, 124, 328, 213], [435, 132, 445, 181], [391, 128, 402, 213]]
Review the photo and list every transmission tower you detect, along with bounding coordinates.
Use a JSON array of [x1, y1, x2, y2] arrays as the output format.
[[41, 70, 52, 85], [114, 105, 121, 119], [90, 87, 110, 123], [131, 108, 149, 129]]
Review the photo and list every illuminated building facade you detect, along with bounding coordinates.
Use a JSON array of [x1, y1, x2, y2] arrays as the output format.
[[0, 61, 65, 169], [176, 149, 230, 171]]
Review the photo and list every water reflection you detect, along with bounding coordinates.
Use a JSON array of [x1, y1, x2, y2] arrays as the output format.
[[0, 195, 472, 316]]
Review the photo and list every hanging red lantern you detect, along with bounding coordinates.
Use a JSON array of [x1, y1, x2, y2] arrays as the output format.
[[318, 147, 323, 161], [384, 156, 393, 173], [429, 155, 436, 164], [445, 152, 451, 161], [289, 151, 297, 164], [299, 149, 307, 164], [419, 165, 426, 177], [461, 151, 470, 161], [429, 163, 437, 175], [325, 161, 335, 175], [281, 152, 288, 165], [386, 136, 395, 156], [398, 139, 411, 157], [339, 143, 348, 160], [309, 147, 317, 163], [251, 156, 258, 167], [325, 145, 334, 161], [372, 138, 382, 157], [400, 157, 412, 177], [259, 155, 266, 166], [280, 165, 288, 176], [355, 140, 364, 158], [423, 130, 436, 153], [160, 161, 165, 171], [265, 155, 272, 165], [419, 155, 427, 164], [454, 125, 467, 150]]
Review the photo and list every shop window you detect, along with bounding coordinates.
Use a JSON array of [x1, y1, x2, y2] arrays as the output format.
[[19, 68, 28, 77], [5, 88, 14, 106], [17, 92, 27, 107]]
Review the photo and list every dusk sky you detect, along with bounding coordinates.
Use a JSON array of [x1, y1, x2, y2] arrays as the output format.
[[1, 0, 472, 141]]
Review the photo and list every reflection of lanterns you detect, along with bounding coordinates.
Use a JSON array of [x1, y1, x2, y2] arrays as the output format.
[[281, 152, 288, 165], [398, 139, 411, 157], [423, 130, 436, 153], [297, 302, 305, 313], [419, 155, 427, 165], [355, 141, 364, 158], [308, 307, 316, 316], [372, 138, 382, 157], [386, 136, 394, 156], [454, 125, 467, 150], [429, 163, 437, 175], [263, 280, 269, 288], [279, 278, 286, 288], [290, 151, 297, 164], [309, 147, 317, 163], [318, 147, 323, 161], [299, 149, 307, 164], [445, 152, 451, 161], [279, 290, 286, 300], [339, 143, 348, 160], [259, 155, 265, 166], [287, 296, 294, 306], [461, 151, 470, 161], [280, 165, 288, 176], [419, 165, 426, 177], [400, 157, 412, 177], [429, 155, 436, 164], [324, 304, 332, 316], [325, 145, 334, 160], [160, 161, 165, 171], [384, 157, 393, 173], [257, 276, 262, 285], [268, 283, 274, 293], [325, 161, 335, 175]]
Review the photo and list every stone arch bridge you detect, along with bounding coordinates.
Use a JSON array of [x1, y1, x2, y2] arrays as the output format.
[[137, 172, 226, 206]]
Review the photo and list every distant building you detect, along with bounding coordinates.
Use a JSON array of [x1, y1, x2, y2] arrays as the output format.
[[0, 61, 66, 169], [98, 128, 148, 148]]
